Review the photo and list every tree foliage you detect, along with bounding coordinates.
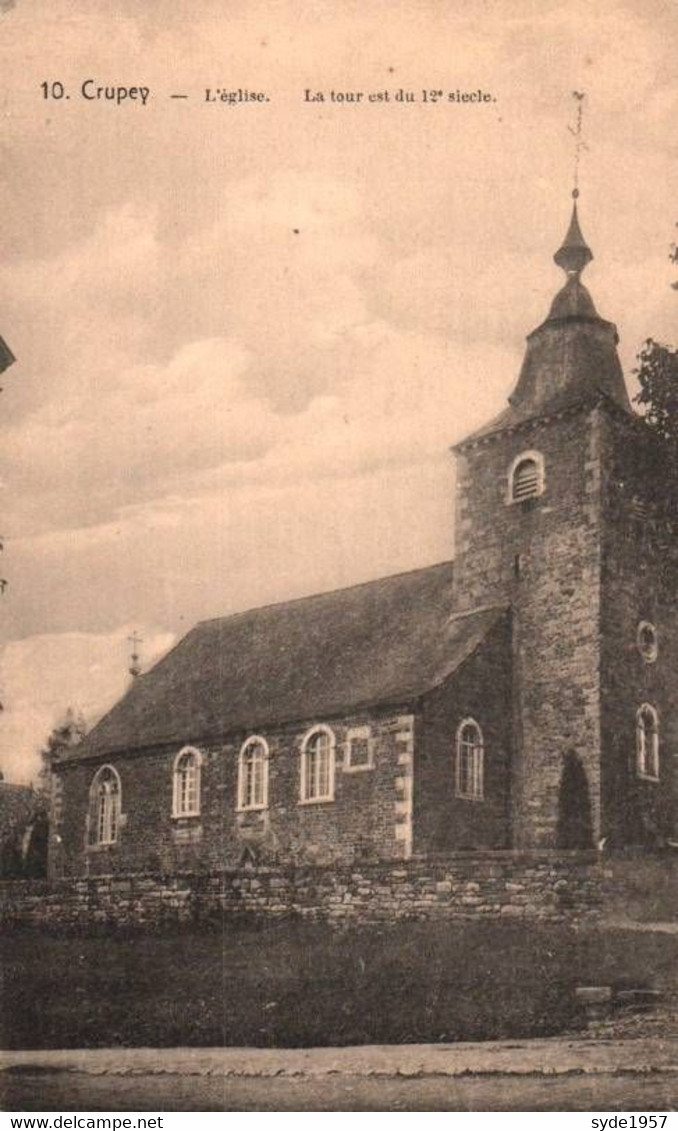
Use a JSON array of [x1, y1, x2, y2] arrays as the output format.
[[36, 707, 87, 795], [634, 338, 678, 446], [632, 228, 678, 526]]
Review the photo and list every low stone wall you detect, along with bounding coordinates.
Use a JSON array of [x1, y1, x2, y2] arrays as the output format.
[[0, 851, 604, 929]]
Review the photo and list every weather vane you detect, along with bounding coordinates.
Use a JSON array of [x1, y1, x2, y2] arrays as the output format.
[[128, 631, 143, 679], [568, 91, 588, 199]]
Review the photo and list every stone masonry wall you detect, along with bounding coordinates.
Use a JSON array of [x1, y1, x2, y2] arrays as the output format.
[[454, 406, 603, 848], [0, 853, 602, 929], [51, 709, 415, 878], [414, 614, 513, 853]]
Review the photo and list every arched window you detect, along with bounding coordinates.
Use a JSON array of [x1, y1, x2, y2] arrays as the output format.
[[508, 451, 545, 504], [300, 726, 335, 803], [172, 747, 202, 817], [238, 737, 269, 811], [91, 765, 121, 846], [636, 705, 659, 780], [456, 719, 484, 800]]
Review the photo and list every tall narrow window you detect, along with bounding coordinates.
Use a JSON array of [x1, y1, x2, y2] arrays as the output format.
[[456, 719, 484, 800], [508, 451, 545, 504], [637, 621, 658, 663], [301, 726, 335, 803], [173, 747, 202, 817], [238, 737, 269, 811], [91, 765, 121, 846], [636, 705, 659, 780]]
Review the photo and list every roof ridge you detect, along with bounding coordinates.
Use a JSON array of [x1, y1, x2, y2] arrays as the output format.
[[64, 562, 511, 762], [195, 559, 455, 628], [81, 559, 458, 750]]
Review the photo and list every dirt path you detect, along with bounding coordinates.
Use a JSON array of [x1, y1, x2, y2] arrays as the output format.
[[3, 1069, 678, 1112]]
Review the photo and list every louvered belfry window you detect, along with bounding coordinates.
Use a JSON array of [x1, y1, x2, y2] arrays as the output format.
[[512, 457, 540, 502]]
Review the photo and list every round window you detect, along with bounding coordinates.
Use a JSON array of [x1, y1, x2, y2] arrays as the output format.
[[637, 621, 658, 663]]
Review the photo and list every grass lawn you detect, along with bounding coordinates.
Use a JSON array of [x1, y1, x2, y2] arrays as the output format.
[[2, 918, 677, 1049]]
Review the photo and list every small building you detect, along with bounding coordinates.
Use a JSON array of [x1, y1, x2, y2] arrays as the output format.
[[51, 199, 678, 878]]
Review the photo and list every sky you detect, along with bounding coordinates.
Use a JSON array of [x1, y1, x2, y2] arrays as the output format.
[[0, 0, 676, 782]]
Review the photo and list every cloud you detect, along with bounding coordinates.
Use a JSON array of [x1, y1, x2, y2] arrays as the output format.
[[8, 204, 161, 307], [0, 162, 524, 544], [4, 459, 455, 643], [2, 315, 517, 542], [0, 626, 175, 784]]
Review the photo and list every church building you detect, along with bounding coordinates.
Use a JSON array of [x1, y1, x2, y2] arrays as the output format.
[[50, 197, 678, 878]]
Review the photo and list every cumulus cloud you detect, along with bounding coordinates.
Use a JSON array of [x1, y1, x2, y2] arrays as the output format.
[[2, 314, 516, 549], [8, 204, 161, 307], [0, 626, 175, 783]]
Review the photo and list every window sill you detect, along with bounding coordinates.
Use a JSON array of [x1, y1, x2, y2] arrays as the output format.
[[87, 841, 118, 852], [171, 811, 201, 821], [237, 804, 268, 813], [343, 763, 374, 774], [455, 792, 485, 803], [298, 796, 335, 806], [506, 494, 543, 509], [636, 772, 660, 783]]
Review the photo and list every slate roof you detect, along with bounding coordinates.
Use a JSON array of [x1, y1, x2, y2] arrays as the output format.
[[457, 300, 632, 446], [457, 202, 633, 447], [71, 562, 507, 760]]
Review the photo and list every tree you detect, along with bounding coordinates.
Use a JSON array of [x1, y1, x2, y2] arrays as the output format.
[[632, 228, 678, 523], [36, 707, 87, 797], [634, 339, 678, 445]]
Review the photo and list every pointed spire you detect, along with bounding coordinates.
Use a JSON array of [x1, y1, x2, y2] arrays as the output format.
[[0, 334, 16, 376], [554, 190, 593, 277], [548, 191, 598, 321], [128, 632, 143, 679]]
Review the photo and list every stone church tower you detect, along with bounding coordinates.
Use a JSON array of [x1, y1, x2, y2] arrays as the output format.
[[453, 194, 678, 850], [49, 193, 678, 890]]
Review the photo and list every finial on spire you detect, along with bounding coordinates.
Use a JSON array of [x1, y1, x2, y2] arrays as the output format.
[[554, 91, 593, 278], [569, 91, 587, 197], [554, 201, 593, 277], [128, 631, 143, 679]]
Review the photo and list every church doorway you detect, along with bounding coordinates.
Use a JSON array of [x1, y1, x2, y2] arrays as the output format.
[[556, 751, 593, 849]]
